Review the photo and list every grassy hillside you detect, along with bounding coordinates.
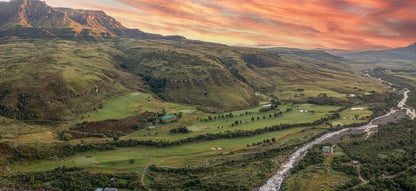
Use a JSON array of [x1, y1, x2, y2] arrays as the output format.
[[0, 38, 142, 121]]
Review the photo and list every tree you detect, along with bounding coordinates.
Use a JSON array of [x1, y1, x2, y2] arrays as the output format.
[[129, 159, 135, 164], [62, 133, 72, 141], [251, 116, 255, 121]]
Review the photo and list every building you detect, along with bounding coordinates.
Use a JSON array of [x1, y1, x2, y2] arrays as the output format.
[[322, 146, 331, 153], [96, 188, 118, 191], [352, 160, 359, 165], [160, 114, 176, 122]]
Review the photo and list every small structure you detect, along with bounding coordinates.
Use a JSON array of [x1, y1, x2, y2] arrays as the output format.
[[160, 114, 176, 122], [352, 160, 359, 165], [262, 104, 272, 107], [103, 188, 118, 191], [299, 109, 308, 113], [347, 94, 357, 97], [95, 188, 103, 191], [322, 146, 331, 153]]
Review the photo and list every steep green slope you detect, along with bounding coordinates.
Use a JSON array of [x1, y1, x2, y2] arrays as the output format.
[[0, 39, 142, 121]]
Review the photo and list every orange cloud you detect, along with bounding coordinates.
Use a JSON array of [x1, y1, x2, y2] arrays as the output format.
[[44, 0, 416, 50]]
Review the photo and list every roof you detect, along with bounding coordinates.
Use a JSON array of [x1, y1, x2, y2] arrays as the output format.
[[160, 114, 176, 120], [322, 146, 331, 152], [95, 188, 103, 191], [103, 188, 118, 191]]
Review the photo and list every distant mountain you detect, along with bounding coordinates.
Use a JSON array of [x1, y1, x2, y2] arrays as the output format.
[[266, 47, 351, 71], [342, 43, 416, 60], [0, 0, 172, 40], [314, 48, 359, 56]]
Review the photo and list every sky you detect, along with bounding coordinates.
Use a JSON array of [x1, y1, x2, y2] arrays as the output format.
[[2, 0, 416, 50]]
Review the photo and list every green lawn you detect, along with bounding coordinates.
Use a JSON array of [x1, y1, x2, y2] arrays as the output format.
[[332, 106, 372, 127], [11, 126, 328, 173], [123, 104, 339, 141], [77, 92, 198, 122]]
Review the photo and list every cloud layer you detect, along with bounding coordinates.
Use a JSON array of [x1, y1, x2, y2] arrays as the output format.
[[33, 0, 416, 49]]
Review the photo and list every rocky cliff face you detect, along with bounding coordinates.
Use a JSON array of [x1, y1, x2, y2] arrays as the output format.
[[0, 0, 172, 40]]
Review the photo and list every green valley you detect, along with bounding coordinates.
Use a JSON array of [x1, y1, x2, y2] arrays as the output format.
[[0, 0, 413, 191]]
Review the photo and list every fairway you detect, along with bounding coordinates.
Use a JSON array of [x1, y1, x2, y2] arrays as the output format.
[[78, 92, 196, 122], [12, 126, 328, 172], [123, 104, 339, 141], [332, 106, 372, 127]]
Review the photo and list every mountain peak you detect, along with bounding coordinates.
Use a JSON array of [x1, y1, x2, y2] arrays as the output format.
[[0, 0, 182, 40]]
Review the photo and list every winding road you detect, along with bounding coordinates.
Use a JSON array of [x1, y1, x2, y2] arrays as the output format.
[[259, 81, 414, 191]]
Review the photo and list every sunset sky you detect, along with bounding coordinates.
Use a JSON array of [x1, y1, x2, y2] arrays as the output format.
[[3, 0, 416, 50]]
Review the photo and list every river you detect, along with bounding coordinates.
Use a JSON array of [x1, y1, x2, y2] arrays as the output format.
[[259, 85, 414, 191]]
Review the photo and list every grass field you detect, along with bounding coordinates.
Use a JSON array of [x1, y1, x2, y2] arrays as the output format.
[[332, 106, 372, 127], [0, 116, 48, 142], [77, 92, 196, 122], [123, 104, 339, 141], [11, 125, 328, 173]]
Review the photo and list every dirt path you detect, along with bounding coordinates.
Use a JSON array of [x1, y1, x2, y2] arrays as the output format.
[[382, 165, 416, 179], [330, 144, 336, 153], [140, 149, 153, 191], [357, 165, 369, 185]]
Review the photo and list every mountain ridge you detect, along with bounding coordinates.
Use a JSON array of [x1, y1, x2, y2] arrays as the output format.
[[341, 42, 416, 60], [0, 0, 183, 40]]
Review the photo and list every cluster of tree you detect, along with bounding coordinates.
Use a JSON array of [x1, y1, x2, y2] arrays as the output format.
[[259, 99, 281, 113], [170, 126, 190, 133], [68, 112, 155, 139], [2, 166, 140, 191], [200, 112, 235, 122], [142, 76, 167, 94], [0, 141, 115, 164], [248, 138, 276, 147], [292, 147, 324, 173], [338, 120, 416, 190], [331, 155, 358, 176], [307, 93, 350, 106]]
